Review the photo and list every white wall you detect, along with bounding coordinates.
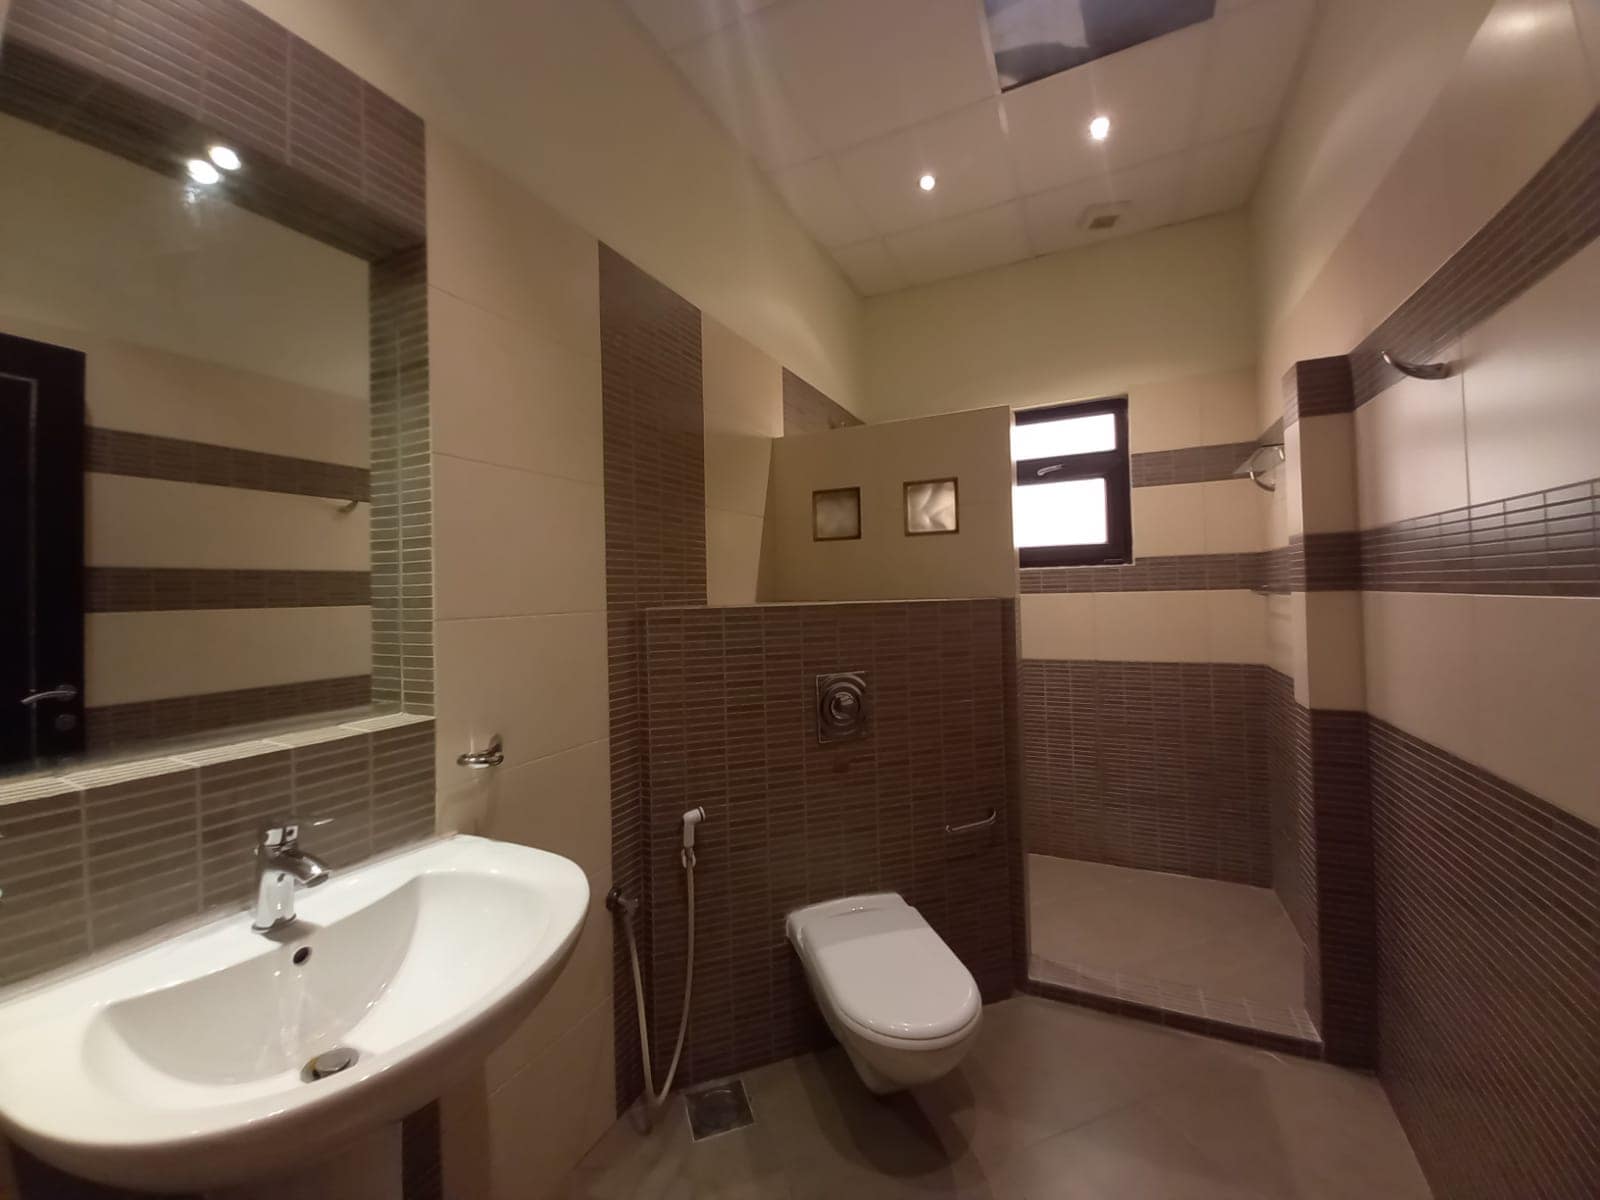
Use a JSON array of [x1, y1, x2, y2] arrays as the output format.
[[864, 211, 1259, 424], [242, 0, 866, 415]]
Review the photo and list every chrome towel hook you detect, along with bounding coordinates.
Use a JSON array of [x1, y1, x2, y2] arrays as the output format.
[[1381, 350, 1451, 380]]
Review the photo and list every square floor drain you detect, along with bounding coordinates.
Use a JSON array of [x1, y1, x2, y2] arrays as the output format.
[[684, 1078, 754, 1141]]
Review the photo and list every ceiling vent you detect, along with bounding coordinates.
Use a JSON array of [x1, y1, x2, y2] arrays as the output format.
[[1079, 201, 1132, 232]]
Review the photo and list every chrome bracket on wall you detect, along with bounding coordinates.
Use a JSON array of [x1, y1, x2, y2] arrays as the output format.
[[816, 673, 868, 743], [1381, 350, 1452, 380]]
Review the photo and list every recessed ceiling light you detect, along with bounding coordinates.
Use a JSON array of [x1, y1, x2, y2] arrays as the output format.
[[1089, 115, 1111, 141], [186, 158, 222, 185], [207, 144, 242, 171], [918, 173, 936, 192]]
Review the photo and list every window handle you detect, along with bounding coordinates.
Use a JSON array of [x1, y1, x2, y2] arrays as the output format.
[[1035, 464, 1063, 477], [20, 684, 77, 706]]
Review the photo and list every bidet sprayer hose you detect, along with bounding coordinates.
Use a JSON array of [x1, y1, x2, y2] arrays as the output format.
[[618, 808, 702, 1127]]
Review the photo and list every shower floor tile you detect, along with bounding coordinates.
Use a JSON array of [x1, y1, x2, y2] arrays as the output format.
[[565, 996, 1431, 1199], [1027, 855, 1316, 1040]]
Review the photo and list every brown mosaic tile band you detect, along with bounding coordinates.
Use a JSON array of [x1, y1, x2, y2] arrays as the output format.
[[1370, 717, 1599, 1200], [1, 0, 426, 260], [84, 675, 372, 751], [1264, 670, 1316, 983], [599, 245, 707, 1111], [781, 368, 862, 435], [1362, 477, 1600, 596], [1282, 355, 1354, 426], [1020, 660, 1271, 886], [0, 715, 435, 989], [368, 245, 433, 715], [86, 567, 370, 612], [1130, 441, 1260, 488], [86, 427, 368, 501], [1021, 552, 1267, 593], [643, 601, 1017, 1088], [1352, 106, 1600, 409]]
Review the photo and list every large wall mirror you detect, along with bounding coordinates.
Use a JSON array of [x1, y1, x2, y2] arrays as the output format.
[[0, 0, 431, 776]]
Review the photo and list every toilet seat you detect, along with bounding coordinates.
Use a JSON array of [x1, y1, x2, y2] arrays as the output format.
[[787, 894, 981, 1049]]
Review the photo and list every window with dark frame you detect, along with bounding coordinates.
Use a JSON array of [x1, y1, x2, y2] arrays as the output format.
[[1012, 395, 1131, 568]]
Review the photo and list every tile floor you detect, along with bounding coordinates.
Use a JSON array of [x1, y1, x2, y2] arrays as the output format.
[[1027, 856, 1314, 1038], [565, 996, 1431, 1199]]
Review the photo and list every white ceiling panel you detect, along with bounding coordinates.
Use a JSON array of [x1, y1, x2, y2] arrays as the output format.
[[626, 0, 746, 51], [755, 0, 996, 153], [629, 0, 1319, 295], [769, 156, 877, 247], [1195, 0, 1316, 141], [886, 202, 1031, 287], [829, 238, 908, 296], [1176, 126, 1274, 219], [671, 21, 819, 168], [833, 99, 1016, 237], [1022, 154, 1186, 256]]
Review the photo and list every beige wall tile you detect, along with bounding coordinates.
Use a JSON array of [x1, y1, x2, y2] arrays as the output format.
[[1264, 592, 1296, 679], [1362, 591, 1475, 752], [1202, 478, 1271, 554], [478, 999, 616, 1200], [1131, 485, 1207, 558], [703, 432, 773, 518], [1128, 365, 1261, 453], [1354, 351, 1468, 530], [1092, 592, 1210, 663], [702, 313, 783, 439], [1296, 412, 1359, 535], [1282, 421, 1305, 541], [1462, 239, 1600, 504], [426, 131, 600, 360], [434, 613, 608, 781], [1350, 0, 1593, 342], [1019, 593, 1096, 660], [706, 508, 765, 607], [87, 475, 369, 571], [436, 741, 614, 1091], [86, 606, 370, 706], [1206, 591, 1269, 665], [1469, 595, 1600, 826], [1302, 590, 1366, 710], [434, 454, 605, 620], [430, 287, 603, 485]]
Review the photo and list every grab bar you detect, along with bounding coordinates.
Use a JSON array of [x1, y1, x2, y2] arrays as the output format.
[[944, 808, 997, 835]]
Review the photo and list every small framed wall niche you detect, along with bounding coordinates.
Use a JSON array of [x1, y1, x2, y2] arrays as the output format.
[[904, 477, 959, 535], [812, 486, 862, 541]]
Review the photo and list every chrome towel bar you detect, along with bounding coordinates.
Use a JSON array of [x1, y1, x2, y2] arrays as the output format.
[[945, 809, 997, 835]]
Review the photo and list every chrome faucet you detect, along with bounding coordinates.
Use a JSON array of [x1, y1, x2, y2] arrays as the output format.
[[253, 823, 330, 933]]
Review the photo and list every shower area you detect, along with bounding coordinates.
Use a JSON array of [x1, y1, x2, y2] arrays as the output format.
[[1015, 375, 1315, 1047]]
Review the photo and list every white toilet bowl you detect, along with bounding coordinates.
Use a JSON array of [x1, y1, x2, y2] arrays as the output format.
[[786, 893, 982, 1094]]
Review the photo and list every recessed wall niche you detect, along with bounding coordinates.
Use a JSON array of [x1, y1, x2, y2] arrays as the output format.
[[904, 477, 959, 535], [812, 486, 862, 541]]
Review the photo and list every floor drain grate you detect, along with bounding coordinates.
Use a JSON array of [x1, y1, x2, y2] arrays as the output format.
[[684, 1078, 754, 1141]]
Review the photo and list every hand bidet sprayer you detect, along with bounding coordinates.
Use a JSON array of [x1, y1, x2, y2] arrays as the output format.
[[680, 806, 705, 866]]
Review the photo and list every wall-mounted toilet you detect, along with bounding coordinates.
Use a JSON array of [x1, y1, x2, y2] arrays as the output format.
[[786, 893, 982, 1093]]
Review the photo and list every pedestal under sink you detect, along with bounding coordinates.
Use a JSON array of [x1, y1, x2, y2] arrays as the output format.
[[0, 835, 589, 1197]]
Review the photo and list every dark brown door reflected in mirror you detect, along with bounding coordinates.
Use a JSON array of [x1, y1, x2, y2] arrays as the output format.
[[1, 331, 85, 767]]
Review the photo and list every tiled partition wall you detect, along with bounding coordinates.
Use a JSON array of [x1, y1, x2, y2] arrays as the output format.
[[1018, 367, 1275, 886], [1270, 84, 1600, 1194], [642, 600, 1017, 1086]]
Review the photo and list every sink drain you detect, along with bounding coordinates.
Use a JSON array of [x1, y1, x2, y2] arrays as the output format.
[[302, 1046, 359, 1082]]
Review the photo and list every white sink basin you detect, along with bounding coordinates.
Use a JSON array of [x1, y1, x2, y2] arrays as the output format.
[[0, 835, 588, 1195]]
